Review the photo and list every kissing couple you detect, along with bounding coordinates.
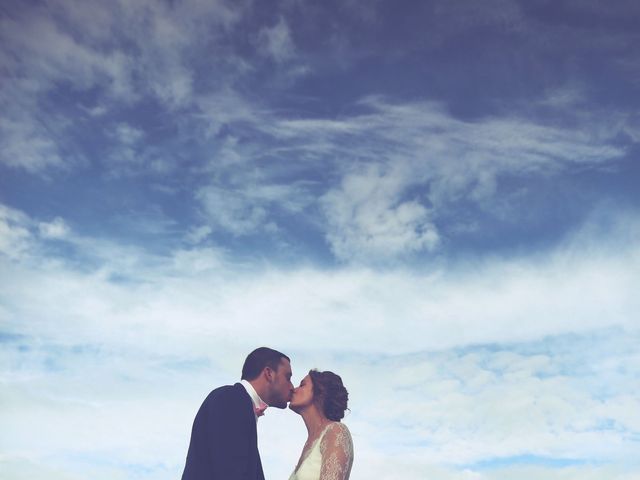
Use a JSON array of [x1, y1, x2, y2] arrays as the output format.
[[181, 347, 354, 480]]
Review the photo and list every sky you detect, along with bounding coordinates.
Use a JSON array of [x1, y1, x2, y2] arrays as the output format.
[[1, 0, 639, 478]]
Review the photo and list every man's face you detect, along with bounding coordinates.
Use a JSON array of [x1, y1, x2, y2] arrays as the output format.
[[289, 374, 313, 413], [269, 358, 294, 409]]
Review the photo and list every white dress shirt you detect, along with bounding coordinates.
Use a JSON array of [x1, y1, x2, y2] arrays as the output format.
[[240, 379, 268, 421]]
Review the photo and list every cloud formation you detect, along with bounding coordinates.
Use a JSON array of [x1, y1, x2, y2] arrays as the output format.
[[1, 1, 639, 479], [1, 202, 638, 357]]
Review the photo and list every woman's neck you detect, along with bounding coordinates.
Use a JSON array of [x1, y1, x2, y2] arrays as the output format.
[[300, 405, 331, 438]]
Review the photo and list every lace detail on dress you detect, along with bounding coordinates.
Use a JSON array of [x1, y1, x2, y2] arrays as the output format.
[[288, 422, 353, 480], [318, 422, 353, 480]]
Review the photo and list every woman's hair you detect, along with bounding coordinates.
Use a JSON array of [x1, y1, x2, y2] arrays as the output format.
[[308, 369, 349, 421]]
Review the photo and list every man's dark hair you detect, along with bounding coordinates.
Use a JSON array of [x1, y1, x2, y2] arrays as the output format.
[[241, 347, 290, 381]]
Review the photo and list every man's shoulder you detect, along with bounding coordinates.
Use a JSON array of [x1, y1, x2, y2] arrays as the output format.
[[211, 383, 242, 393], [205, 383, 249, 404], [199, 382, 253, 421]]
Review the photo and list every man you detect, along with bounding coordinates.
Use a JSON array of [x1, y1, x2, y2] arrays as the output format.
[[182, 347, 294, 480]]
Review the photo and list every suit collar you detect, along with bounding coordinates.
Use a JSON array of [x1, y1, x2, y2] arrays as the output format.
[[240, 380, 269, 419]]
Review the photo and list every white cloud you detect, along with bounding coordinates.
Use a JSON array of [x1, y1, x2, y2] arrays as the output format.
[[185, 94, 629, 258], [196, 186, 270, 235], [185, 225, 213, 244], [2, 2, 632, 265], [1, 327, 638, 480], [322, 162, 439, 262], [38, 218, 70, 239], [195, 142, 315, 235], [348, 457, 640, 480], [172, 247, 225, 273], [622, 113, 640, 143], [0, 8, 135, 97], [0, 5, 132, 173], [194, 90, 270, 138], [258, 17, 297, 63], [1, 202, 638, 356], [83, 104, 109, 117], [0, 0, 249, 173], [187, 93, 627, 260], [1, 203, 639, 479], [101, 122, 150, 173], [0, 205, 34, 260], [305, 98, 627, 260], [0, 112, 66, 173], [397, 354, 636, 462], [114, 123, 144, 145], [1, 2, 639, 478]]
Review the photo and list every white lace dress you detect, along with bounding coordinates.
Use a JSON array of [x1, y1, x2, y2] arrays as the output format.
[[288, 422, 354, 480]]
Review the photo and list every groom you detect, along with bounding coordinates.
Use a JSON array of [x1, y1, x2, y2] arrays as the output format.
[[181, 347, 294, 480]]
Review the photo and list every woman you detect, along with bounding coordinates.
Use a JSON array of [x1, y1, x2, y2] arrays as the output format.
[[288, 369, 353, 480]]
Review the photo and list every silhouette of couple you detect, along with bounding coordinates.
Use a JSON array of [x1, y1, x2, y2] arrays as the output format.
[[182, 347, 353, 480]]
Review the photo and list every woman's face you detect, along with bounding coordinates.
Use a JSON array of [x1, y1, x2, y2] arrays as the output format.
[[289, 374, 314, 412]]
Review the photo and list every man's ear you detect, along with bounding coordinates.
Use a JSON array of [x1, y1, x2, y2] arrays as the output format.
[[264, 366, 274, 382]]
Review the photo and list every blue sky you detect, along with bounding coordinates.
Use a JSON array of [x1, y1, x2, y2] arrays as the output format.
[[1, 0, 639, 479]]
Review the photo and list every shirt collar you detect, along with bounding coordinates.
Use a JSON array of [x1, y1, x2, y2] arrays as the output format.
[[240, 380, 268, 419]]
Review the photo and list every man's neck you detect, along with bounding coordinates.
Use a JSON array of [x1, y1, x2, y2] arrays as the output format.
[[242, 379, 268, 406]]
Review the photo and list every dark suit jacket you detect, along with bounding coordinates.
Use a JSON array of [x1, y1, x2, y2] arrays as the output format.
[[182, 383, 265, 480]]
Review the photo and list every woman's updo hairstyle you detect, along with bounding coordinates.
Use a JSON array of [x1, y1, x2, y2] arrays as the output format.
[[308, 369, 349, 421]]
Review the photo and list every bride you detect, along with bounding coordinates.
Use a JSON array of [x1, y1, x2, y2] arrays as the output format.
[[288, 369, 354, 480]]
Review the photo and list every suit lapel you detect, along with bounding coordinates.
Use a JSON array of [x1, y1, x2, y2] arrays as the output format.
[[235, 383, 263, 479]]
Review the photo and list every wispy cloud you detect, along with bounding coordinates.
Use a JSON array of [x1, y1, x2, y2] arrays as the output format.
[[322, 162, 440, 261], [0, 0, 245, 172], [186, 95, 629, 261], [2, 202, 637, 356], [0, 105, 69, 172], [258, 16, 297, 63], [38, 217, 70, 239], [2, 2, 639, 479], [1, 0, 635, 264], [0, 205, 34, 260], [2, 322, 637, 479]]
